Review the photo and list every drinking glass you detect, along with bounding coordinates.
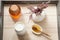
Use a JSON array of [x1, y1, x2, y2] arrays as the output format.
[[9, 5, 21, 22]]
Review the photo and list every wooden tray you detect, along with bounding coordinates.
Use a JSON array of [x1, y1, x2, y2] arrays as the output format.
[[3, 2, 58, 40]]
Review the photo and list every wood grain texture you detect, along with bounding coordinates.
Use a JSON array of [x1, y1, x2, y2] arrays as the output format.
[[3, 4, 58, 40]]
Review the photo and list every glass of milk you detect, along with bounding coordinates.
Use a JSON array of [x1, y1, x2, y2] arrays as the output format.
[[14, 22, 26, 36]]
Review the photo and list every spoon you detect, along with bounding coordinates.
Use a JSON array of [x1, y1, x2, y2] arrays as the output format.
[[32, 26, 50, 37]]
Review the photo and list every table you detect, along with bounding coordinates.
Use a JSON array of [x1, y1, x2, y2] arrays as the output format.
[[3, 4, 58, 40]]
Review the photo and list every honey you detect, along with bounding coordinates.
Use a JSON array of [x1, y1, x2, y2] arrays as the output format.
[[9, 5, 21, 22], [32, 24, 41, 33]]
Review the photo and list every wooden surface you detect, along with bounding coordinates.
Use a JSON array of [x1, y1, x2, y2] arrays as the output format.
[[3, 4, 58, 40]]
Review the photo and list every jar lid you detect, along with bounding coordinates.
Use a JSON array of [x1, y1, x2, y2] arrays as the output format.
[[10, 5, 19, 11]]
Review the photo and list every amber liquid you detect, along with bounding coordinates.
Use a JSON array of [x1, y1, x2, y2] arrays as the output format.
[[9, 5, 21, 22], [32, 24, 41, 33], [10, 13, 21, 22]]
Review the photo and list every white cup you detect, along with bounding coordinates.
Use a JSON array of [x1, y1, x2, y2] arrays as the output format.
[[14, 23, 26, 36]]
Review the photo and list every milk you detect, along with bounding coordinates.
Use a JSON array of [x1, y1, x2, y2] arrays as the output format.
[[14, 23, 26, 36]]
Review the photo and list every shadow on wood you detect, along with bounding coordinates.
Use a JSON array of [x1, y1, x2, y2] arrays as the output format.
[[17, 32, 30, 40]]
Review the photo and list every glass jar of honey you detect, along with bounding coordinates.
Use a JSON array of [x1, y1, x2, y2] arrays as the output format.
[[9, 5, 21, 22]]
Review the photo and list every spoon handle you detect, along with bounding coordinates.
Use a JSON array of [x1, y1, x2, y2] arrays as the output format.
[[41, 31, 50, 37]]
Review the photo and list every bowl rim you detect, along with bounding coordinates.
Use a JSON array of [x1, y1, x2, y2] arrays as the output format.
[[14, 22, 25, 32]]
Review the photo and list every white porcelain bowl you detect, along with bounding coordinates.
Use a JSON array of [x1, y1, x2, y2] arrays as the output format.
[[32, 10, 46, 22]]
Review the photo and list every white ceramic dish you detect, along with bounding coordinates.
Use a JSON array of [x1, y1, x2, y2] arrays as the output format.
[[32, 10, 46, 22]]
